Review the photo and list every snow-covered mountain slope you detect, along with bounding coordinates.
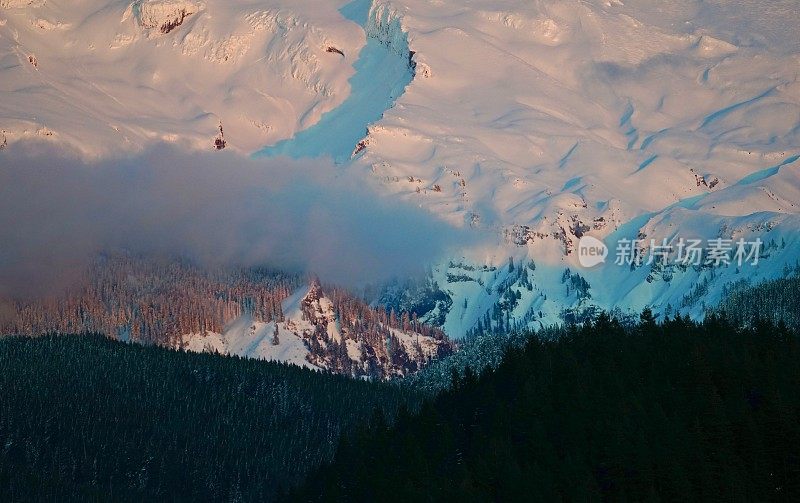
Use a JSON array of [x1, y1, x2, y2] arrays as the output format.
[[2, 0, 799, 337], [0, 0, 365, 154], [355, 0, 800, 231], [180, 281, 453, 378], [346, 0, 800, 332]]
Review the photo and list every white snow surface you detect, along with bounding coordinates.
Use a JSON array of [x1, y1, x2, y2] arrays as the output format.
[[352, 0, 800, 332], [180, 286, 325, 369], [0, 0, 364, 154], [2, 0, 800, 336]]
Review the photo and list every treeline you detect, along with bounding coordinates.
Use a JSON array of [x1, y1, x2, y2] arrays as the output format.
[[296, 314, 800, 501], [324, 285, 451, 376], [0, 254, 299, 345], [404, 327, 533, 395], [0, 334, 419, 501], [329, 286, 447, 342], [222, 279, 455, 378], [0, 256, 451, 378], [715, 276, 800, 330], [424, 276, 800, 391], [464, 259, 553, 340]]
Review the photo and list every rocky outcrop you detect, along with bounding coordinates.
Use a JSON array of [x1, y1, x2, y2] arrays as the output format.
[[297, 281, 453, 378], [213, 122, 226, 150], [325, 46, 344, 57], [129, 0, 202, 34], [0, 0, 36, 8], [366, 1, 427, 76]]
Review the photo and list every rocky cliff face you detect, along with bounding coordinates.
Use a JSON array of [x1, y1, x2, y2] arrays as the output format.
[[181, 279, 454, 379], [129, 0, 203, 34]]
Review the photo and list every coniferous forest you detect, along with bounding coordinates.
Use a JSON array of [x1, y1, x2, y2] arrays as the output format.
[[297, 314, 800, 501], [0, 334, 417, 501], [715, 277, 800, 330], [1, 279, 800, 501]]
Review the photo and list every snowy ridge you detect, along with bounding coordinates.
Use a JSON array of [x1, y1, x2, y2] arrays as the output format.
[[180, 281, 452, 378], [364, 1, 408, 57], [425, 228, 800, 339], [0, 0, 364, 153], [128, 0, 203, 34], [355, 0, 800, 231], [347, 0, 800, 333]]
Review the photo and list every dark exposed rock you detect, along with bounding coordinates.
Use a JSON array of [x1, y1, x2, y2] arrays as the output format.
[[160, 9, 189, 34], [214, 122, 226, 150], [352, 137, 368, 157], [325, 46, 344, 57]]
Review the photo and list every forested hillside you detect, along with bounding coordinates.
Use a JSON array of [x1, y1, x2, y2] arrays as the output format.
[[715, 276, 800, 330], [0, 255, 299, 345], [0, 334, 418, 501], [403, 328, 533, 395], [298, 314, 800, 501], [4, 301, 800, 501], [0, 255, 452, 377]]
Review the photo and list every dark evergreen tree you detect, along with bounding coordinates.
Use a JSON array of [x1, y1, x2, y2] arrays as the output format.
[[296, 316, 800, 501], [0, 334, 419, 501]]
